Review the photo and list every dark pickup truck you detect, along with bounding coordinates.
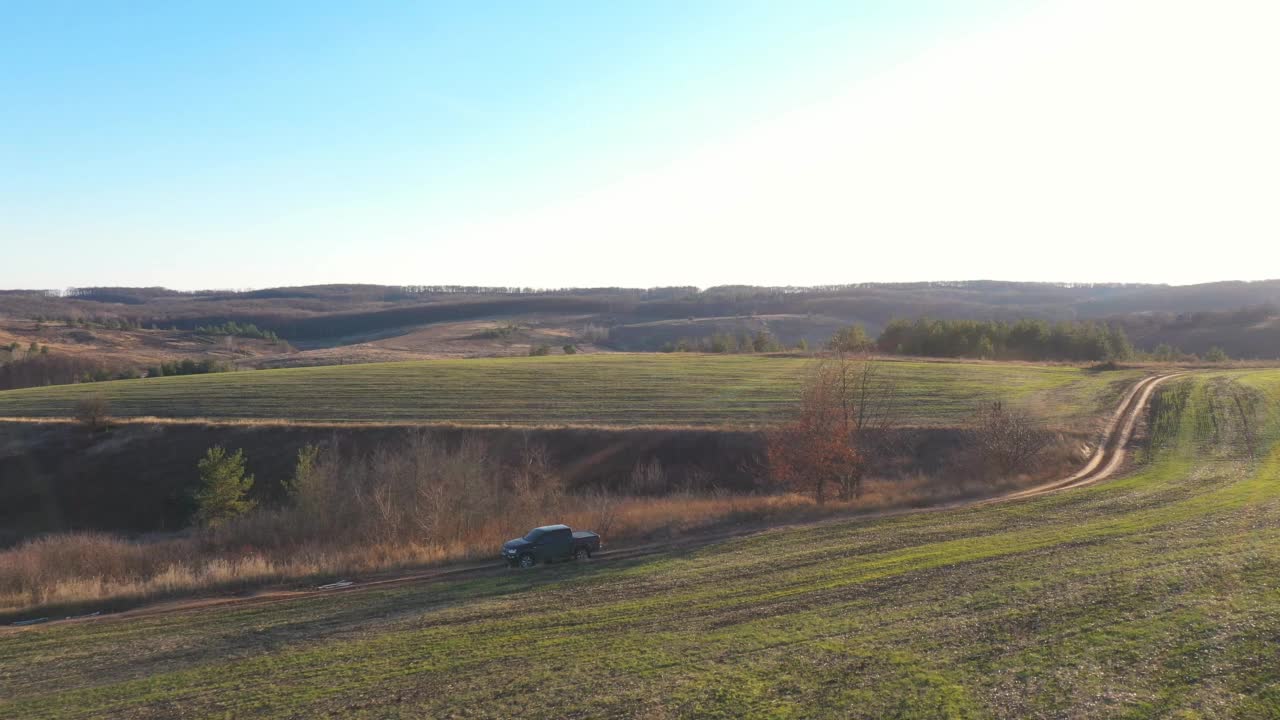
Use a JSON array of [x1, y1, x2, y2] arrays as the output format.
[[502, 524, 601, 568]]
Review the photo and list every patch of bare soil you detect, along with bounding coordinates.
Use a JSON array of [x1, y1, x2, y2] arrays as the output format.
[[246, 314, 610, 367], [0, 320, 286, 369], [1, 313, 613, 372]]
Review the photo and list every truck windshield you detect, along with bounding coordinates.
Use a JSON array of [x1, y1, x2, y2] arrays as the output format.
[[523, 529, 545, 541]]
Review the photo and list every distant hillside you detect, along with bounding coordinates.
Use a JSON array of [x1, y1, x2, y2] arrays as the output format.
[[1118, 305, 1280, 359], [2, 280, 1279, 358]]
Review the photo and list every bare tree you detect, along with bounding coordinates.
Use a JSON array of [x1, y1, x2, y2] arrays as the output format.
[[767, 409, 856, 504], [831, 353, 902, 499], [628, 457, 667, 495], [768, 353, 901, 503], [74, 393, 110, 431], [680, 467, 713, 494], [585, 488, 621, 538], [512, 433, 556, 498], [968, 401, 1053, 476]]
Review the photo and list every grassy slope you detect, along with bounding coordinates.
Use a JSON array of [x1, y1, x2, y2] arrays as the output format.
[[3, 370, 1280, 718], [0, 355, 1139, 427]]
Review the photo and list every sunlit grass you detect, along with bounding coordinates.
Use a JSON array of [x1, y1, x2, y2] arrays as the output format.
[[5, 370, 1280, 718], [0, 354, 1140, 427]]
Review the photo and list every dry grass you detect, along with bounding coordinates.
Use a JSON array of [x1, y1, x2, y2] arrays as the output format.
[[1, 411, 1083, 618], [0, 466, 1054, 618]]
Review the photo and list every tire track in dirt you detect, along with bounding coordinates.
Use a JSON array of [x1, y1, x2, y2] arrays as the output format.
[[5, 373, 1178, 631], [986, 372, 1179, 503]]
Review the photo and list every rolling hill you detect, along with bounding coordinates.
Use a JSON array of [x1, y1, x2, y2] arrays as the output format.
[[0, 355, 1140, 428], [3, 280, 1280, 365], [4, 370, 1278, 718]]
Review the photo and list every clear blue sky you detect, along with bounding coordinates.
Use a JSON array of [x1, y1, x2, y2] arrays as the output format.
[[3, 1, 1276, 290]]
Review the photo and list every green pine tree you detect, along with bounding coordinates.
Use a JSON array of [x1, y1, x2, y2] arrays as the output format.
[[284, 444, 321, 498], [194, 446, 256, 527]]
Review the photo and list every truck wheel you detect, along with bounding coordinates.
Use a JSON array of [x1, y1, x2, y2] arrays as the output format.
[[518, 553, 536, 569], [574, 547, 590, 561]]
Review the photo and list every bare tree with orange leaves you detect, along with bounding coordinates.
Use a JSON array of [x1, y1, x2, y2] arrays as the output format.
[[768, 351, 900, 503]]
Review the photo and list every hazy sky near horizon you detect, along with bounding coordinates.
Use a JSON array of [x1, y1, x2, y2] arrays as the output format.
[[3, 1, 1278, 291]]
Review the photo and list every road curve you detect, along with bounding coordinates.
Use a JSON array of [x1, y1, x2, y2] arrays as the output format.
[[991, 371, 1179, 503], [5, 373, 1179, 630]]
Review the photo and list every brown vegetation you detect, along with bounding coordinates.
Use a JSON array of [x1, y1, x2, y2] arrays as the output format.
[[766, 367, 861, 504], [0, 320, 282, 390], [0, 351, 109, 391], [73, 394, 110, 432], [3, 414, 1091, 544], [966, 400, 1054, 475], [767, 355, 901, 503], [0, 426, 1079, 616]]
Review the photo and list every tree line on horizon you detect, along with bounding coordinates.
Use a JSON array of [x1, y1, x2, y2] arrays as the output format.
[[875, 318, 1135, 362], [659, 317, 1141, 362], [657, 316, 1236, 363]]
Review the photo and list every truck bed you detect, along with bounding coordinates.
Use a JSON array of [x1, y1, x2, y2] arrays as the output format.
[[572, 531, 601, 550]]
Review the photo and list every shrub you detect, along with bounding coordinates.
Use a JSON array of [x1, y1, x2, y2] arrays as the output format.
[[579, 324, 610, 344], [628, 457, 668, 495], [74, 394, 110, 431], [828, 325, 872, 354], [967, 401, 1052, 477]]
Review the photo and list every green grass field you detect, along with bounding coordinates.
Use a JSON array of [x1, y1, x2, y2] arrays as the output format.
[[0, 354, 1141, 427], [3, 370, 1279, 718]]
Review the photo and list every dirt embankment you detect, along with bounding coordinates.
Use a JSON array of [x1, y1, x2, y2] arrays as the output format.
[[0, 420, 1080, 544]]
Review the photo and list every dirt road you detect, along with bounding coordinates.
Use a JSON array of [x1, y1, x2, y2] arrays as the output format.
[[991, 371, 1177, 502]]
